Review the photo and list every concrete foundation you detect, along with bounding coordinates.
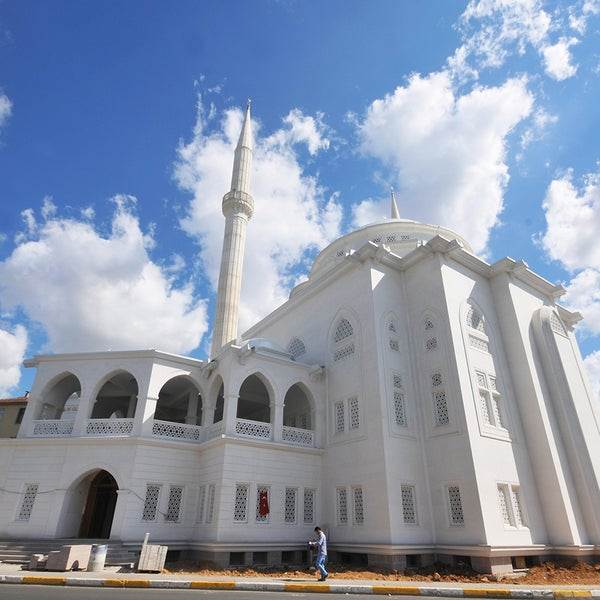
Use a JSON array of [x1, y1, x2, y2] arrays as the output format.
[[367, 554, 407, 571], [470, 556, 513, 575]]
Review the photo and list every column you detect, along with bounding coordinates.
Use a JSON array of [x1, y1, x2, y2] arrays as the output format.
[[71, 391, 94, 437], [185, 391, 198, 425], [223, 393, 238, 435], [203, 404, 215, 427], [126, 394, 137, 418], [134, 396, 158, 438], [273, 401, 284, 443]]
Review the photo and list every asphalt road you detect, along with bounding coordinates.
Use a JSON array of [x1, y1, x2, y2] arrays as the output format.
[[0, 586, 427, 600]]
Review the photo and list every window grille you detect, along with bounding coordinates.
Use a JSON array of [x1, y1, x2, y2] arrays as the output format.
[[287, 337, 306, 360], [491, 395, 505, 428], [550, 311, 567, 336], [476, 371, 487, 387], [206, 484, 215, 523], [337, 487, 348, 524], [424, 318, 434, 330], [497, 485, 511, 525], [479, 390, 492, 425], [394, 391, 407, 427], [334, 319, 354, 342], [196, 486, 206, 524], [393, 373, 403, 388], [165, 485, 183, 522], [334, 343, 355, 362], [476, 371, 506, 430], [284, 487, 297, 524], [16, 484, 39, 521], [425, 337, 438, 351], [469, 335, 489, 353], [142, 484, 161, 522], [256, 485, 270, 522], [448, 486, 464, 526], [433, 391, 450, 426], [233, 483, 249, 522], [386, 234, 396, 243], [303, 488, 315, 524], [431, 373, 443, 387], [511, 486, 525, 527], [348, 397, 360, 430], [336, 248, 346, 257], [353, 487, 364, 524], [372, 235, 382, 243], [400, 485, 417, 524], [388, 321, 397, 333], [466, 305, 486, 333], [334, 401, 345, 434], [389, 338, 400, 351]]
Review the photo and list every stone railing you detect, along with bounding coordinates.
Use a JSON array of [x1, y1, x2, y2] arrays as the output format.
[[205, 420, 225, 440], [151, 419, 203, 442], [85, 418, 134, 437], [282, 425, 314, 447], [235, 418, 272, 440], [31, 419, 74, 437]]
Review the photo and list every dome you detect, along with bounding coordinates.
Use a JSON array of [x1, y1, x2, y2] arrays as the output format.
[[308, 219, 471, 279]]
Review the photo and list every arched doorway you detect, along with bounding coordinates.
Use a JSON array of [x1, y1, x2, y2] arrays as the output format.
[[79, 470, 118, 539]]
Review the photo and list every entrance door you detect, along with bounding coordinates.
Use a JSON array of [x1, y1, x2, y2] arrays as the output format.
[[79, 470, 118, 539]]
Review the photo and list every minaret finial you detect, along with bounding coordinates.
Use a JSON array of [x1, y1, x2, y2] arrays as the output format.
[[390, 187, 400, 219]]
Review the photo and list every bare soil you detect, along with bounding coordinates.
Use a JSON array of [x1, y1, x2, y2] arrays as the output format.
[[164, 560, 600, 585]]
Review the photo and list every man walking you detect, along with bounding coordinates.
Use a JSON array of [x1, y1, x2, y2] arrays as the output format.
[[309, 526, 328, 581]]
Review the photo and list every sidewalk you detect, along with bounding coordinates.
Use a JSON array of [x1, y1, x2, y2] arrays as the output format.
[[1, 565, 600, 597]]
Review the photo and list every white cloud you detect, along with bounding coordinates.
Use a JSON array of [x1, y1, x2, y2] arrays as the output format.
[[0, 197, 208, 354], [174, 101, 341, 331], [41, 195, 57, 220], [355, 71, 534, 253], [584, 350, 600, 401], [562, 269, 600, 334], [0, 324, 27, 397], [0, 94, 11, 130], [541, 37, 579, 80]]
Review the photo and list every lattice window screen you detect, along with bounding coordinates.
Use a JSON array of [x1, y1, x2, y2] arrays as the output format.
[[479, 390, 492, 425], [491, 395, 505, 428], [433, 391, 450, 426], [284, 488, 297, 524], [287, 337, 306, 360], [388, 321, 397, 333], [196, 486, 206, 524], [233, 484, 249, 522], [206, 484, 215, 523], [17, 484, 39, 521], [256, 486, 270, 522], [432, 373, 443, 387], [466, 306, 486, 333], [394, 391, 407, 427], [337, 487, 348, 524], [303, 488, 315, 524], [334, 319, 354, 342], [334, 343, 355, 362], [550, 311, 567, 335], [448, 486, 465, 525], [165, 485, 184, 522], [469, 335, 489, 353], [348, 397, 360, 430], [511, 486, 525, 527], [401, 485, 417, 524], [353, 487, 364, 525], [425, 337, 438, 352], [497, 485, 511, 525], [389, 338, 400, 351], [334, 401, 345, 433], [424, 318, 434, 330], [142, 484, 161, 522]]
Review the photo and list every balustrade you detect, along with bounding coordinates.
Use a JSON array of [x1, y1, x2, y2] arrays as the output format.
[[84, 418, 134, 437], [234, 418, 272, 440], [152, 419, 203, 442], [31, 420, 74, 437], [281, 425, 314, 447]]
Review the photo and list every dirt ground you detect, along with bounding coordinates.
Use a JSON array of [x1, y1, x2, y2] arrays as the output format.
[[164, 560, 600, 585]]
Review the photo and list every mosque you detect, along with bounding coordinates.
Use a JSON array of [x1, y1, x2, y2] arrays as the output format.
[[1, 102, 599, 574]]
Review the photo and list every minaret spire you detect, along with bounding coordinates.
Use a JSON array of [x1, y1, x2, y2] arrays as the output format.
[[211, 101, 255, 358], [390, 187, 400, 219]]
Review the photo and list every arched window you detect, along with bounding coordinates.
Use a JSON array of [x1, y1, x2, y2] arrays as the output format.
[[423, 316, 438, 353], [387, 316, 400, 352], [38, 373, 81, 420], [237, 374, 271, 423], [91, 371, 138, 419], [466, 303, 490, 353], [287, 337, 306, 361], [332, 317, 355, 362], [155, 376, 202, 425], [283, 384, 312, 430]]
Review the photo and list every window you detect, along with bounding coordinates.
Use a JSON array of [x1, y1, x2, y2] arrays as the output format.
[[142, 484, 162, 522], [550, 311, 567, 336], [334, 343, 355, 362], [400, 485, 417, 525], [393, 373, 407, 427], [389, 338, 400, 351], [233, 483, 249, 522], [337, 487, 348, 524], [16, 484, 38, 521], [196, 486, 206, 524], [497, 483, 526, 528], [15, 407, 25, 424], [433, 390, 450, 426], [334, 401, 345, 434], [353, 487, 364, 525], [447, 486, 464, 526], [284, 487, 297, 524], [165, 485, 184, 522], [287, 337, 306, 360], [256, 485, 270, 523], [511, 486, 525, 527], [333, 318, 355, 362], [497, 485, 511, 525], [466, 306, 485, 332], [303, 488, 315, 524], [424, 318, 434, 330], [466, 304, 490, 353], [334, 318, 353, 342], [206, 484, 215, 523], [348, 397, 360, 430], [476, 371, 505, 429], [425, 337, 438, 352]]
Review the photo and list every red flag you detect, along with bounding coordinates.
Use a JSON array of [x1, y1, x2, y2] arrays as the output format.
[[258, 490, 269, 516]]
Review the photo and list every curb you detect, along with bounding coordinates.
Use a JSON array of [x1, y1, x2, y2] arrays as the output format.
[[1, 574, 600, 597]]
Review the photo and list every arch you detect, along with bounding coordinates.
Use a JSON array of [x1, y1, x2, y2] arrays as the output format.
[[155, 375, 202, 425], [236, 372, 272, 423], [283, 382, 313, 430], [333, 318, 354, 342], [211, 375, 225, 423], [37, 372, 81, 420], [329, 309, 360, 364], [57, 468, 119, 539], [91, 370, 138, 419], [287, 337, 307, 361]]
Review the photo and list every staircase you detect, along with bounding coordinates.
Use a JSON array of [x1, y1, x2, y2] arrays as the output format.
[[0, 539, 140, 567]]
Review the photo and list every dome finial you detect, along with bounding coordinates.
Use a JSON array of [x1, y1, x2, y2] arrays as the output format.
[[390, 187, 400, 219]]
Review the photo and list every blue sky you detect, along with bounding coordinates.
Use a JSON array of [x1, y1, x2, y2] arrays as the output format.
[[1, 0, 600, 398]]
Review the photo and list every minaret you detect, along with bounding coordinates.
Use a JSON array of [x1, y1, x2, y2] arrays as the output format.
[[390, 187, 400, 219], [210, 100, 254, 358]]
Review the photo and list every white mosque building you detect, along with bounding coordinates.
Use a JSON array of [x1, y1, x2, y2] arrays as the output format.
[[1, 103, 599, 574]]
